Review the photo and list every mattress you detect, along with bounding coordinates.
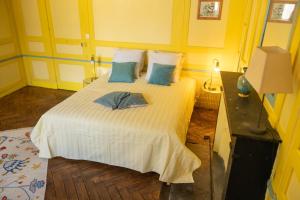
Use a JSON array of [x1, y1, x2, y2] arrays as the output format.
[[31, 75, 201, 183]]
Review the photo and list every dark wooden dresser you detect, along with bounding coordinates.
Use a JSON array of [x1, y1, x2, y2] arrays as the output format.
[[213, 71, 281, 200]]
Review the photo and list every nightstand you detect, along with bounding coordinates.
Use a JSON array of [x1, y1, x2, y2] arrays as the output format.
[[198, 81, 222, 110], [83, 77, 98, 87]]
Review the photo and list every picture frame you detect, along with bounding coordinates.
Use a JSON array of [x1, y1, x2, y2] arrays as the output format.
[[268, 0, 297, 23], [198, 0, 223, 20]]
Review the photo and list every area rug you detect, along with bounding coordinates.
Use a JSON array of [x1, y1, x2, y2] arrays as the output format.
[[0, 128, 47, 200]]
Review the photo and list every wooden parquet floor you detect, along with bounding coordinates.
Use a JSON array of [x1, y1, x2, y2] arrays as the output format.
[[0, 86, 74, 131], [0, 86, 218, 200], [46, 158, 161, 200]]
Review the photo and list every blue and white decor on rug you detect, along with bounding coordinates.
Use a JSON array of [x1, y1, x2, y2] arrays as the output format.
[[0, 128, 47, 200]]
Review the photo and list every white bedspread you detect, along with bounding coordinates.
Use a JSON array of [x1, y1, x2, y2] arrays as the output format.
[[31, 75, 201, 183]]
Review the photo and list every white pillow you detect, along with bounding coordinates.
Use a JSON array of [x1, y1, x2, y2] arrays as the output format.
[[113, 49, 145, 77], [97, 67, 111, 76], [146, 50, 183, 82]]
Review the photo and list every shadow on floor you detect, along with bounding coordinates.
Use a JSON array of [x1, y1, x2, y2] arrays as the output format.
[[160, 108, 226, 200], [160, 145, 225, 200]]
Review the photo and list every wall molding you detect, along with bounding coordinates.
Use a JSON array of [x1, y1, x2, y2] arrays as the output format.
[[0, 54, 210, 73], [0, 55, 22, 64]]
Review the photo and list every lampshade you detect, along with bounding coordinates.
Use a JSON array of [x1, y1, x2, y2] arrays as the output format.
[[245, 46, 293, 94]]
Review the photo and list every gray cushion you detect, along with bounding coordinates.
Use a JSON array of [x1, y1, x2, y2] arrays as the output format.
[[95, 92, 147, 110], [118, 93, 148, 109], [94, 92, 130, 110]]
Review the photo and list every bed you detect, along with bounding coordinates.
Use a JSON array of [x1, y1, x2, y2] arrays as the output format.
[[31, 75, 201, 183]]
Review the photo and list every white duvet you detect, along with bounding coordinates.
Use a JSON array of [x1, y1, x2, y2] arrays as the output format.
[[31, 75, 201, 183]]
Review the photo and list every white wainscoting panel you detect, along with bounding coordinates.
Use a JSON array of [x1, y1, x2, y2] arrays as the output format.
[[0, 62, 21, 88], [28, 42, 45, 52], [32, 60, 49, 80], [0, 43, 15, 56], [58, 63, 84, 83], [56, 44, 83, 55]]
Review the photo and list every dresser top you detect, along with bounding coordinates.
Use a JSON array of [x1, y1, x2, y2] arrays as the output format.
[[220, 71, 281, 143]]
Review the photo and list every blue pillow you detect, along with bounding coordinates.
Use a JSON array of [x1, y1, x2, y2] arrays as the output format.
[[109, 62, 136, 83], [148, 63, 175, 86]]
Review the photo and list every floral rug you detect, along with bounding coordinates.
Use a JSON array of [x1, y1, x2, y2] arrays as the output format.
[[0, 128, 47, 200]]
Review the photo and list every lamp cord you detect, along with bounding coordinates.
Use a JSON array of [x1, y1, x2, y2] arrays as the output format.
[[93, 58, 96, 78], [257, 94, 266, 128], [210, 70, 213, 89]]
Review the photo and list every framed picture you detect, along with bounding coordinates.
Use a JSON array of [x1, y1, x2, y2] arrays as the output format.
[[198, 0, 223, 20], [269, 1, 297, 23]]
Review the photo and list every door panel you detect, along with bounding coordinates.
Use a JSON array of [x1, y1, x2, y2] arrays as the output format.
[[280, 107, 300, 200], [0, 0, 18, 60], [28, 41, 45, 53], [46, 0, 90, 59], [49, 0, 81, 39], [13, 0, 52, 55], [46, 0, 92, 90], [56, 44, 83, 55], [12, 0, 57, 89], [20, 0, 42, 37], [22, 57, 57, 89], [54, 60, 92, 91]]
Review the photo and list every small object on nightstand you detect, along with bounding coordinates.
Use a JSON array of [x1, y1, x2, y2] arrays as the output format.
[[237, 67, 251, 97]]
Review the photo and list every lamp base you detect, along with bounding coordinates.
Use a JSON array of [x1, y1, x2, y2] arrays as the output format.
[[238, 93, 250, 98], [203, 80, 221, 93], [249, 126, 267, 135], [208, 87, 217, 91]]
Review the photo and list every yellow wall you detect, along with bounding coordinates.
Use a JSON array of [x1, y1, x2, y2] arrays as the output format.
[[261, 18, 300, 199], [0, 0, 26, 98], [239, 1, 300, 198], [264, 23, 292, 49], [9, 0, 250, 92], [267, 14, 300, 200], [3, 1, 300, 198]]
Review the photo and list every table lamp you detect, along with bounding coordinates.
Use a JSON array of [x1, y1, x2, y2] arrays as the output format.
[[204, 58, 220, 91], [245, 46, 293, 134], [89, 55, 99, 82]]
